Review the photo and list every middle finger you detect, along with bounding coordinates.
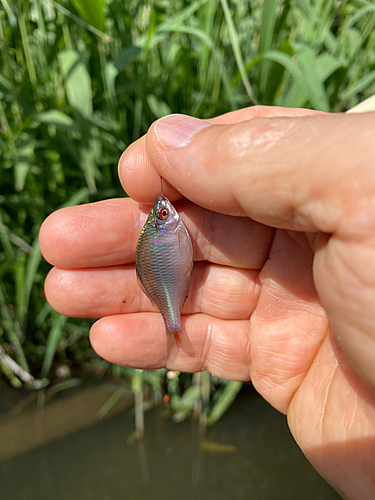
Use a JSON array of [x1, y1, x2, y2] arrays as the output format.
[[45, 262, 260, 320]]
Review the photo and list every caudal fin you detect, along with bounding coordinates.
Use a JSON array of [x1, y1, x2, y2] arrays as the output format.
[[166, 329, 195, 363]]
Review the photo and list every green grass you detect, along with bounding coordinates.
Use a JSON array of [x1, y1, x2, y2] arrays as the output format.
[[1, 0, 375, 425]]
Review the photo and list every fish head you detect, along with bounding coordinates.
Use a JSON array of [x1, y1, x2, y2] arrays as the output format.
[[150, 196, 180, 231]]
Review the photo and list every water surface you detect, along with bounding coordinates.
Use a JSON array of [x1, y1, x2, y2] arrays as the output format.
[[0, 384, 341, 500]]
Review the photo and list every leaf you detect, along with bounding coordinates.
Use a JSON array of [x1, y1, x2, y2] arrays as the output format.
[[106, 45, 142, 104], [111, 45, 142, 72], [178, 385, 201, 407], [14, 161, 30, 192], [0, 74, 13, 92], [59, 187, 91, 208], [264, 40, 293, 104], [80, 137, 101, 194], [292, 44, 330, 112], [84, 113, 120, 131], [105, 62, 119, 106], [58, 49, 93, 116], [207, 381, 242, 426], [281, 52, 344, 109], [293, 0, 312, 17], [34, 110, 77, 131], [281, 80, 309, 108], [340, 70, 375, 101], [346, 13, 375, 67], [260, 50, 330, 111], [315, 53, 345, 82], [146, 95, 172, 119], [200, 441, 237, 453], [69, 0, 106, 32], [14, 137, 35, 192]]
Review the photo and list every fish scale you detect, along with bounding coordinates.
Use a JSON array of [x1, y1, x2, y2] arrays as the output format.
[[135, 195, 194, 361]]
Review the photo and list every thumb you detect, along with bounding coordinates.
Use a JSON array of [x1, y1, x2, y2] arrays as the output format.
[[146, 112, 375, 236]]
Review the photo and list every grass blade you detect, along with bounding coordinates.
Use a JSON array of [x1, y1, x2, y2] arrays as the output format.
[[14, 252, 26, 322], [346, 4, 375, 29], [0, 283, 29, 373], [166, 25, 238, 109], [23, 237, 43, 322], [58, 187, 91, 208], [207, 381, 243, 426], [340, 69, 375, 102], [260, 50, 329, 111], [97, 388, 124, 419], [106, 45, 142, 106], [346, 9, 375, 67], [40, 313, 68, 379], [18, 11, 37, 86], [220, 0, 258, 105], [14, 136, 35, 192], [146, 95, 171, 119], [0, 211, 14, 260], [258, 0, 278, 95]]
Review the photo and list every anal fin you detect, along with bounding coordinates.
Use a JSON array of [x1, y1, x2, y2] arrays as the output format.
[[166, 328, 195, 363]]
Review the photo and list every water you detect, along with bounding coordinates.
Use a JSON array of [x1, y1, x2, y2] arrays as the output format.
[[0, 383, 340, 500]]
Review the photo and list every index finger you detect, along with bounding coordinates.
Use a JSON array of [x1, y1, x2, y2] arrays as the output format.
[[39, 198, 273, 269]]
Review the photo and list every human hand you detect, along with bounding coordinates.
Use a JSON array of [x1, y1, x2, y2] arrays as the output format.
[[40, 106, 375, 499]]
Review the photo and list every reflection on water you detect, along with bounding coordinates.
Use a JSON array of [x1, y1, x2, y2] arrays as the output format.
[[0, 384, 340, 500]]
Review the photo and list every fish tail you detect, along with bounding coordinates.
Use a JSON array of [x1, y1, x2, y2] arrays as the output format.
[[167, 328, 195, 362]]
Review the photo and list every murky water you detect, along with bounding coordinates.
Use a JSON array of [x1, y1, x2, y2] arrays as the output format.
[[0, 384, 340, 500]]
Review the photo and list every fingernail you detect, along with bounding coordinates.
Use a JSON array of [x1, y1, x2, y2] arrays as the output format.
[[154, 114, 211, 149]]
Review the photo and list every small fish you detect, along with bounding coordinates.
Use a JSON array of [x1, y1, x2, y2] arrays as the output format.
[[135, 179, 194, 361]]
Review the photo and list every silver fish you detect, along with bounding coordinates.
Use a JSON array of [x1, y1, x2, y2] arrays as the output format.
[[135, 187, 194, 361]]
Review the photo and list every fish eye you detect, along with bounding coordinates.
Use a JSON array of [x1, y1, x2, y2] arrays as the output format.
[[158, 207, 169, 220]]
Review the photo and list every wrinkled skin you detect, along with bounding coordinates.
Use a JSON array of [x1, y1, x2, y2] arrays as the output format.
[[40, 106, 375, 499]]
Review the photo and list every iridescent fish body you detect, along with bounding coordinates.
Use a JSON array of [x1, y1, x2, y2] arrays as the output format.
[[135, 195, 194, 360]]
